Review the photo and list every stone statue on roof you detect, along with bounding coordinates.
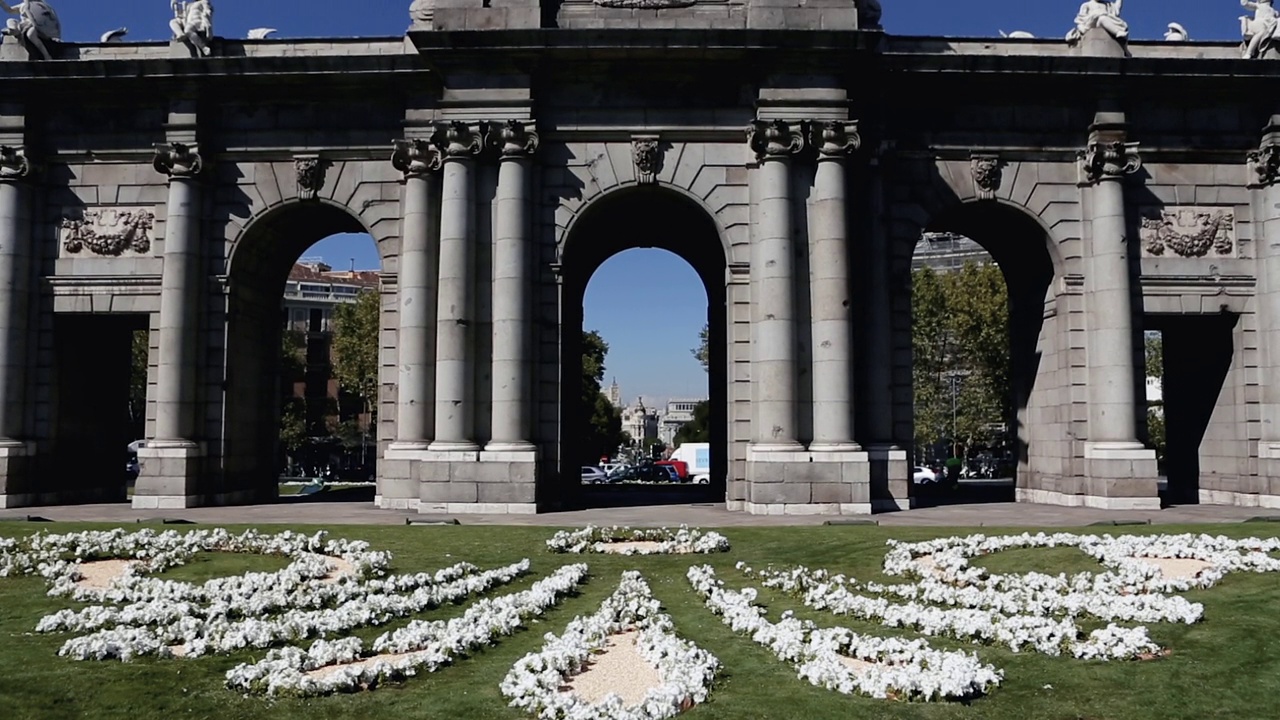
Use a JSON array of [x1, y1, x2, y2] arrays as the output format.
[[1241, 0, 1280, 59], [0, 1, 60, 60], [170, 0, 213, 57], [1066, 0, 1128, 43]]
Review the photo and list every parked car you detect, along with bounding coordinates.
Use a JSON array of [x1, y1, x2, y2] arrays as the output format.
[[912, 466, 938, 484], [125, 456, 140, 481], [654, 465, 681, 483], [655, 460, 689, 481], [581, 466, 608, 484]]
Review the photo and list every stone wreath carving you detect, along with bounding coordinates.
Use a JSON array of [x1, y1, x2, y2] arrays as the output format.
[[593, 0, 696, 7], [1139, 207, 1235, 258], [62, 208, 156, 256]]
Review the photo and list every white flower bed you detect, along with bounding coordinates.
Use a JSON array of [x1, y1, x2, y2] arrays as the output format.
[[687, 564, 1001, 701], [546, 525, 729, 555], [0, 528, 531, 662], [225, 562, 590, 696], [501, 570, 720, 719], [744, 531, 1280, 661]]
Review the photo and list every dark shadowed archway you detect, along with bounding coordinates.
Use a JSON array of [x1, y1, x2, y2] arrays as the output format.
[[556, 186, 728, 509]]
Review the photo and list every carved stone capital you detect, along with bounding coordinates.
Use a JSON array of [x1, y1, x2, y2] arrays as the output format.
[[747, 120, 805, 161], [811, 121, 860, 159], [152, 142, 204, 178], [0, 146, 33, 181], [432, 122, 485, 160], [489, 120, 539, 158], [1077, 140, 1140, 185], [631, 135, 662, 184], [294, 155, 330, 200], [970, 154, 1004, 196], [391, 139, 442, 179]]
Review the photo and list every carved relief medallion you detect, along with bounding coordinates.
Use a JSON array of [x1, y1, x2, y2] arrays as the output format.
[[61, 207, 156, 257], [1139, 207, 1236, 258], [970, 154, 1003, 196]]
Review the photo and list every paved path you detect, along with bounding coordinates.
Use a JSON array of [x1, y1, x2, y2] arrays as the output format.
[[1, 499, 1275, 528]]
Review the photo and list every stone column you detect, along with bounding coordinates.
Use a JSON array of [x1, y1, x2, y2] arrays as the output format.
[[390, 139, 442, 450], [151, 142, 204, 447], [429, 122, 483, 452], [1249, 117, 1280, 486], [747, 120, 804, 452], [864, 146, 895, 447], [0, 147, 32, 448], [808, 121, 861, 452], [487, 121, 539, 452], [1079, 118, 1144, 452]]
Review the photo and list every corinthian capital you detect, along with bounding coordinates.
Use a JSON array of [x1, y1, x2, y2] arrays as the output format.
[[432, 121, 485, 159], [489, 120, 539, 158], [811, 120, 861, 158], [747, 120, 805, 161], [1077, 140, 1141, 185], [152, 142, 204, 178], [0, 146, 32, 181], [391, 139, 442, 179], [1248, 117, 1280, 188]]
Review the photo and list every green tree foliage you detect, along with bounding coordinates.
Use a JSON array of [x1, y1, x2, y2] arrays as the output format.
[[129, 330, 149, 432], [332, 290, 381, 418], [279, 329, 308, 458], [675, 400, 711, 445], [581, 330, 624, 462], [911, 261, 1010, 463], [692, 323, 709, 371], [1145, 332, 1165, 463]]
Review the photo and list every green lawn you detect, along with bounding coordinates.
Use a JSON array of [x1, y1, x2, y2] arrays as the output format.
[[2, 522, 1279, 719]]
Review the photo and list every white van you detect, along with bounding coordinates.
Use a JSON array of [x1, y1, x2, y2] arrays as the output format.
[[668, 443, 711, 484]]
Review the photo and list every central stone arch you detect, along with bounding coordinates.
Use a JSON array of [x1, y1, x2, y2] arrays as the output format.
[[554, 185, 731, 508]]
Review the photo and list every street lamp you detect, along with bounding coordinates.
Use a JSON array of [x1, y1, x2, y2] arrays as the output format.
[[950, 372, 959, 459]]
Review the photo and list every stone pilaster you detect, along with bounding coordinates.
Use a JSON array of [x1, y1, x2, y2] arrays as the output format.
[[485, 120, 538, 453], [134, 141, 205, 509], [807, 120, 861, 452], [1071, 113, 1159, 509], [1249, 116, 1280, 502], [428, 122, 483, 453], [0, 146, 34, 508], [746, 119, 804, 454]]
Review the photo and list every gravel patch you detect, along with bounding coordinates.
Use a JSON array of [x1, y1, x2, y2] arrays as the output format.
[[1132, 556, 1214, 581], [74, 560, 136, 590], [560, 630, 663, 706]]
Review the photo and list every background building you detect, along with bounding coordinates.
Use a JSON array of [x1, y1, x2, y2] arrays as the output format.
[[659, 398, 703, 447], [913, 232, 993, 273]]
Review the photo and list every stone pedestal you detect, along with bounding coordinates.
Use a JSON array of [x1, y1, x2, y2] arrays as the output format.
[[131, 444, 204, 509], [0, 442, 35, 508], [380, 448, 538, 514], [868, 445, 911, 511], [744, 448, 871, 515]]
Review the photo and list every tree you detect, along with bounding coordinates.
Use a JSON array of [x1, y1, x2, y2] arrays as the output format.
[[279, 329, 308, 468], [332, 289, 381, 422], [674, 400, 711, 445], [692, 323, 709, 371], [911, 261, 1010, 465], [580, 330, 624, 462], [1145, 332, 1164, 380], [1145, 332, 1165, 463], [128, 329, 149, 434]]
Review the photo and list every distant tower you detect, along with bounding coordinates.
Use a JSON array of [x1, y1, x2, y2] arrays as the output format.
[[607, 377, 621, 407]]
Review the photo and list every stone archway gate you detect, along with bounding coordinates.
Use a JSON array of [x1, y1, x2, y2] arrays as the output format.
[[0, 6, 1276, 515]]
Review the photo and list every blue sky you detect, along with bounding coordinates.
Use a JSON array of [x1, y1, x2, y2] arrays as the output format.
[[52, 0, 1242, 406]]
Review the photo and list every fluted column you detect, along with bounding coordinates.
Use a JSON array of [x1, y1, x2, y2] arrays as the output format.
[[152, 142, 203, 446], [808, 121, 861, 452], [390, 139, 442, 448], [0, 147, 32, 446], [1079, 119, 1144, 451], [747, 120, 804, 452], [429, 122, 483, 452], [487, 121, 539, 452]]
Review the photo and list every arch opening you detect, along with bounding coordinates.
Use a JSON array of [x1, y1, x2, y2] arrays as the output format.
[[557, 187, 728, 509], [908, 200, 1057, 506], [223, 202, 381, 500]]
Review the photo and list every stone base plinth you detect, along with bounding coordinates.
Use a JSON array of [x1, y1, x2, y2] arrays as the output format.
[[132, 444, 204, 509], [1014, 444, 1160, 510], [0, 442, 36, 508], [868, 445, 912, 511], [381, 446, 538, 514], [1199, 489, 1280, 509], [744, 447, 871, 515]]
